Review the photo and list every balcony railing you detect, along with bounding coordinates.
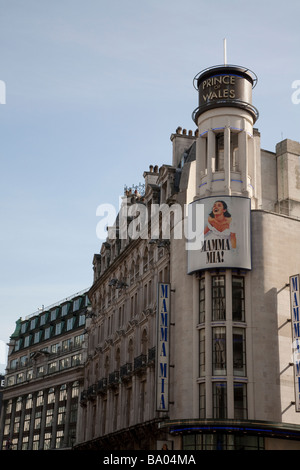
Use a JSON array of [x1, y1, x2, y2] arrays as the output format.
[[97, 378, 107, 394], [120, 362, 132, 380], [80, 390, 87, 406], [108, 370, 120, 386], [148, 346, 156, 363], [134, 354, 147, 371], [87, 383, 97, 400]]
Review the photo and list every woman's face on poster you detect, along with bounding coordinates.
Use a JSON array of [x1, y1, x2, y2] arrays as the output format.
[[212, 201, 225, 216]]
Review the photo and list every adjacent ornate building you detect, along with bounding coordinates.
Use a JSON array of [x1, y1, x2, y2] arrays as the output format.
[[0, 290, 89, 450]]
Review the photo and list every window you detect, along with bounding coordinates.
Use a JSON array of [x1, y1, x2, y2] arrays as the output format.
[[47, 388, 55, 404], [182, 433, 264, 450], [213, 382, 227, 419], [4, 418, 10, 437], [50, 309, 58, 321], [36, 391, 44, 407], [21, 436, 29, 450], [199, 278, 205, 323], [16, 372, 25, 383], [199, 329, 205, 376], [7, 376, 15, 386], [46, 408, 54, 427], [234, 383, 247, 419], [44, 327, 52, 340], [24, 335, 31, 348], [32, 434, 39, 450], [13, 415, 20, 433], [232, 276, 245, 321], [212, 327, 226, 375], [216, 133, 224, 171], [51, 343, 60, 353], [57, 406, 66, 425], [48, 361, 58, 374], [6, 400, 12, 414], [67, 317, 75, 331], [59, 384, 67, 401], [62, 338, 72, 351], [212, 276, 225, 321], [70, 403, 78, 423], [21, 322, 28, 334], [34, 411, 42, 429], [20, 355, 28, 366], [16, 396, 22, 412], [26, 394, 33, 409], [40, 314, 46, 326], [34, 331, 41, 344], [55, 430, 64, 449], [230, 132, 239, 171], [36, 366, 44, 377], [74, 334, 84, 348], [23, 412, 31, 432], [233, 328, 246, 376], [30, 318, 37, 330], [73, 298, 82, 311], [79, 313, 85, 326], [60, 357, 70, 370], [72, 354, 82, 366], [61, 303, 70, 316], [72, 381, 79, 398], [55, 322, 63, 335], [199, 382, 205, 419], [10, 358, 18, 369], [44, 432, 51, 449]]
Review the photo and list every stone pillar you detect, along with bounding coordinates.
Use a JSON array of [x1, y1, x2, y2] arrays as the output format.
[[50, 386, 60, 449], [225, 270, 234, 418], [193, 275, 199, 417], [17, 396, 26, 450], [28, 392, 37, 449], [224, 127, 231, 194], [205, 271, 212, 417], [39, 388, 48, 449], [196, 135, 206, 197], [239, 130, 249, 195], [206, 130, 215, 194], [63, 383, 73, 447]]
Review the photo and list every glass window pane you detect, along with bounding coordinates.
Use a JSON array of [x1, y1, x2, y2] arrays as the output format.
[[212, 327, 226, 375], [199, 329, 205, 376], [232, 276, 245, 321], [199, 278, 205, 323], [213, 382, 227, 418], [233, 328, 246, 376], [212, 276, 225, 321], [199, 382, 205, 419], [216, 133, 224, 171], [234, 383, 247, 419]]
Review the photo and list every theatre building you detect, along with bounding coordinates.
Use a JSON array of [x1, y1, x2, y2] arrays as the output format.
[[76, 60, 300, 451], [0, 290, 89, 450]]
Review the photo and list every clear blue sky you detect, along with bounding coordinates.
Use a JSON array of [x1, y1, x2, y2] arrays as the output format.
[[0, 0, 299, 371]]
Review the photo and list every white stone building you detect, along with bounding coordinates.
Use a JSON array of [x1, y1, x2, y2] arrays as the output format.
[[76, 60, 300, 450]]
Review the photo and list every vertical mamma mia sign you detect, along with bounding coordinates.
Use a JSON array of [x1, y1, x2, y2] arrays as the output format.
[[290, 274, 300, 412], [156, 283, 170, 412]]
